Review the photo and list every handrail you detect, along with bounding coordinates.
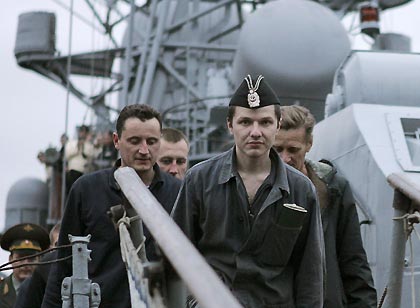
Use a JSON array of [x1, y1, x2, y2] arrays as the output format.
[[114, 167, 242, 308], [384, 172, 420, 308], [387, 173, 420, 206]]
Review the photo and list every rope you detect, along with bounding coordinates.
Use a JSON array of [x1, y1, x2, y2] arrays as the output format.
[[118, 219, 150, 308], [377, 286, 387, 308], [117, 213, 144, 255]]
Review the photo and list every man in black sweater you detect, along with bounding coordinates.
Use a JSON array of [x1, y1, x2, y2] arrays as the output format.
[[42, 105, 182, 308]]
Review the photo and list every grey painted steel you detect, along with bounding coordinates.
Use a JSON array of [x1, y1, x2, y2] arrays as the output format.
[[139, 0, 170, 104], [385, 207, 408, 308], [388, 173, 420, 207], [14, 12, 56, 56], [386, 112, 420, 172], [61, 235, 101, 308], [121, 0, 136, 107], [373, 33, 411, 52], [5, 178, 48, 230], [385, 175, 420, 307], [131, 0, 158, 104], [114, 167, 242, 308], [232, 0, 350, 105], [325, 51, 420, 118]]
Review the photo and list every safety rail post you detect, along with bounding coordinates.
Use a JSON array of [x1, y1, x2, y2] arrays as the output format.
[[61, 235, 101, 308], [385, 173, 420, 308], [114, 167, 242, 308]]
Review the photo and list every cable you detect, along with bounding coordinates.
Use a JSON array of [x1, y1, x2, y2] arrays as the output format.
[[0, 255, 73, 272], [0, 244, 73, 270]]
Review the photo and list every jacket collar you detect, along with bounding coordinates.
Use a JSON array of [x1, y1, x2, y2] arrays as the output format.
[[109, 159, 163, 191], [218, 147, 290, 195], [305, 158, 335, 184]]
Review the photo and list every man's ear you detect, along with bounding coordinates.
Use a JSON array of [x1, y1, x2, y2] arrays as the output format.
[[278, 117, 282, 129], [226, 118, 233, 134], [113, 132, 120, 150], [306, 135, 313, 153]]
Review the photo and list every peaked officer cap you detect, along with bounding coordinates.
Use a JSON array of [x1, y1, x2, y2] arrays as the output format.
[[229, 74, 280, 108], [1, 223, 50, 253]]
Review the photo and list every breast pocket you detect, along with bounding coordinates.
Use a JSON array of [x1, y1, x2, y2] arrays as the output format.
[[258, 223, 302, 267]]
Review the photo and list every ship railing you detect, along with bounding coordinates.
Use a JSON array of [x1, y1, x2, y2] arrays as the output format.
[[113, 167, 242, 308], [382, 172, 420, 308]]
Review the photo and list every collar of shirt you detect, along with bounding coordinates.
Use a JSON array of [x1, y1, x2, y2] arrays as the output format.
[[218, 147, 290, 195], [11, 275, 21, 294], [109, 159, 164, 192]]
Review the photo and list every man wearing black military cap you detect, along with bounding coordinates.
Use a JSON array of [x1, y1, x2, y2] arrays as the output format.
[[0, 223, 50, 308], [171, 75, 325, 307]]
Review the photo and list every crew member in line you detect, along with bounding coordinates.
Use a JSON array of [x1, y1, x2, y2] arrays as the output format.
[[171, 75, 325, 307], [14, 222, 61, 308], [157, 127, 189, 180], [273, 105, 377, 308], [0, 223, 50, 308], [42, 104, 182, 308]]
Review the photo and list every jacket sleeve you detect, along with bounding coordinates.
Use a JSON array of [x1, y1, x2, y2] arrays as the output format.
[[294, 186, 325, 308], [337, 180, 377, 308], [41, 184, 84, 308], [170, 171, 201, 246]]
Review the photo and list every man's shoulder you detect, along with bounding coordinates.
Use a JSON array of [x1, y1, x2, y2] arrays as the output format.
[[0, 275, 13, 298], [76, 168, 113, 184], [188, 151, 229, 175], [284, 163, 312, 186]]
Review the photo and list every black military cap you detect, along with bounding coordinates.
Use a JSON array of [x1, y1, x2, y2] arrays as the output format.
[[1, 223, 50, 253], [229, 74, 280, 108]]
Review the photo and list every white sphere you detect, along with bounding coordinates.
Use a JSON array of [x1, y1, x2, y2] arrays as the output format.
[[232, 0, 350, 100]]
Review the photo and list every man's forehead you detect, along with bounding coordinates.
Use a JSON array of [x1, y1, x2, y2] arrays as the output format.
[[233, 105, 277, 118], [122, 117, 161, 135], [160, 139, 189, 155], [276, 127, 308, 143]]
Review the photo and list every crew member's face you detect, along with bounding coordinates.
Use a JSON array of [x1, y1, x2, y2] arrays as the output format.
[[113, 117, 161, 174], [227, 106, 280, 159], [157, 139, 189, 179], [273, 127, 312, 173], [10, 252, 38, 282]]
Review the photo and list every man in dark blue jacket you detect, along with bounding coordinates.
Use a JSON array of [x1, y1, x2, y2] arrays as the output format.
[[42, 104, 181, 308]]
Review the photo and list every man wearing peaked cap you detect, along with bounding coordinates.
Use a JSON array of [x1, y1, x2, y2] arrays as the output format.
[[172, 75, 325, 307], [0, 223, 49, 308]]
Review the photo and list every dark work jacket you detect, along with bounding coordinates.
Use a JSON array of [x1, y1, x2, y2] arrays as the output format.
[[0, 275, 16, 308], [42, 164, 181, 308], [306, 160, 377, 308], [171, 148, 325, 308], [14, 251, 56, 308]]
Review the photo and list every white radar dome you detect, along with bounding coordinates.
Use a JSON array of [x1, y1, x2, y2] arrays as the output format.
[[232, 0, 350, 102]]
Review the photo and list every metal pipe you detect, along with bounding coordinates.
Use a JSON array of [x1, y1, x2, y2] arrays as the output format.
[[139, 0, 170, 104], [386, 207, 408, 308], [121, 0, 136, 106], [69, 235, 94, 308], [385, 183, 412, 308], [388, 173, 420, 206], [131, 0, 158, 104], [114, 167, 242, 308]]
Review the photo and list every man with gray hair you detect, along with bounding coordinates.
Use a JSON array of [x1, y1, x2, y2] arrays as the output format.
[[273, 105, 377, 308]]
